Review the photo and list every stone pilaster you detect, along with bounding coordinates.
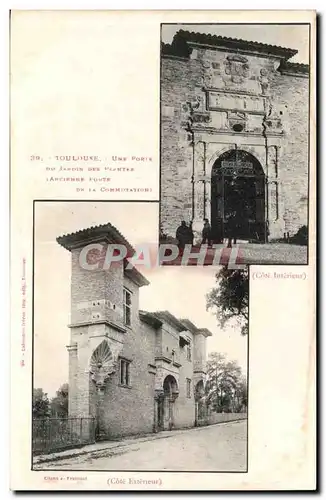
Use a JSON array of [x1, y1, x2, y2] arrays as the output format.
[[66, 343, 78, 417], [192, 141, 206, 243]]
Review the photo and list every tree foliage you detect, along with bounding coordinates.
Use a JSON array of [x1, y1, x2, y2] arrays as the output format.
[[206, 267, 249, 335], [205, 352, 247, 413], [33, 384, 69, 419], [32, 388, 50, 419], [50, 383, 69, 418]]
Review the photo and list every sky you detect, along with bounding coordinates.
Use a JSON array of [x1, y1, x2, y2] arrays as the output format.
[[34, 201, 247, 397], [161, 24, 309, 64]]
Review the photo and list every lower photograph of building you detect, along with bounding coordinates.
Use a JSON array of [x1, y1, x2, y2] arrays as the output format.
[[32, 201, 248, 472]]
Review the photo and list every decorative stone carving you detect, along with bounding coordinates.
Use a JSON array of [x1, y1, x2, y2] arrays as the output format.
[[195, 141, 206, 175], [202, 60, 224, 88], [89, 340, 116, 391], [182, 96, 202, 134], [263, 98, 284, 134], [227, 111, 247, 132], [192, 111, 211, 125], [202, 60, 214, 87], [259, 68, 270, 95], [268, 146, 278, 177], [223, 55, 250, 84], [247, 114, 263, 133]]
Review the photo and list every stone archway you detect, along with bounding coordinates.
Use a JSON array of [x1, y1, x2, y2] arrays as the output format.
[[210, 149, 266, 243], [156, 375, 179, 431], [194, 380, 207, 426]]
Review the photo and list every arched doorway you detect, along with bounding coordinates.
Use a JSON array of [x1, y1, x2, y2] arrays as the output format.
[[211, 149, 266, 243], [194, 380, 207, 426], [157, 375, 179, 431]]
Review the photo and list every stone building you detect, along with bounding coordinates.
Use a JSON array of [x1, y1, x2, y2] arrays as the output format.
[[57, 223, 212, 439], [161, 29, 309, 243]]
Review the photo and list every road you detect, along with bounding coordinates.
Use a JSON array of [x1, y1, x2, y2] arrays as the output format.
[[36, 420, 247, 472]]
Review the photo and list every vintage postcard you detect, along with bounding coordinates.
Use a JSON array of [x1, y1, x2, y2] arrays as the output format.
[[10, 10, 316, 491]]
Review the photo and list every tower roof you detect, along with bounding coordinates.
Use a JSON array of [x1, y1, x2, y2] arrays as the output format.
[[56, 222, 135, 255], [57, 222, 149, 287]]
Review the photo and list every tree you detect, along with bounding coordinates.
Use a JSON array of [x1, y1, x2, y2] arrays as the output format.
[[205, 352, 246, 413], [206, 266, 249, 335], [33, 388, 50, 419], [50, 383, 69, 418]]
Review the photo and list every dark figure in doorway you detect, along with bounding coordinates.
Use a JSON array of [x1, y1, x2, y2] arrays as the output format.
[[226, 210, 239, 248], [202, 219, 212, 246], [176, 221, 189, 251], [187, 222, 194, 246]]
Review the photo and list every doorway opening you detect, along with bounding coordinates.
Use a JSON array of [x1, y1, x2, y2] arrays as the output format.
[[211, 149, 266, 243], [157, 375, 179, 431]]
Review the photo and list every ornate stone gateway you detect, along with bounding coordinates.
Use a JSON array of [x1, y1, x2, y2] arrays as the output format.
[[211, 149, 266, 242]]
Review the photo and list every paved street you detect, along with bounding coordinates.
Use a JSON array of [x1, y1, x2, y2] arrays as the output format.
[[161, 243, 307, 265], [35, 420, 247, 472]]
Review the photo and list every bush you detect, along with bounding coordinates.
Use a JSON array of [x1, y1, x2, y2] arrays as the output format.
[[290, 225, 308, 246]]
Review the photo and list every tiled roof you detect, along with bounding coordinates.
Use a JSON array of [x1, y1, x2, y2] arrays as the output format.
[[153, 311, 187, 332], [162, 29, 298, 61], [139, 310, 163, 329], [179, 318, 198, 333], [140, 312, 213, 336], [56, 222, 135, 255], [278, 61, 309, 75], [180, 318, 213, 337]]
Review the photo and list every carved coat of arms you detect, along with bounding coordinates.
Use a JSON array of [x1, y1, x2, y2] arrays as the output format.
[[224, 55, 250, 84]]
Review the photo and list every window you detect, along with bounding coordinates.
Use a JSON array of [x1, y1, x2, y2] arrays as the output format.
[[123, 288, 132, 326], [120, 359, 131, 386], [186, 343, 192, 361], [186, 378, 191, 399]]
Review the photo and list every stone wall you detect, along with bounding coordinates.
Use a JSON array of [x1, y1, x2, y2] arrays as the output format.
[[207, 412, 247, 425], [161, 58, 202, 236], [269, 72, 309, 236]]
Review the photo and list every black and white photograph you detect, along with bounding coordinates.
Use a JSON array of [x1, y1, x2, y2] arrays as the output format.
[[32, 201, 248, 472], [160, 24, 310, 265]]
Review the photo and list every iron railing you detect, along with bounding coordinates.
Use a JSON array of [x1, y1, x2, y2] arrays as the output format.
[[32, 417, 96, 455]]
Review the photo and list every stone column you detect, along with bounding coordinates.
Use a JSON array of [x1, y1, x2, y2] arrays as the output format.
[[66, 343, 78, 417], [192, 141, 206, 244], [195, 401, 199, 427], [95, 386, 106, 440], [267, 145, 285, 239], [153, 397, 158, 433], [204, 178, 211, 222]]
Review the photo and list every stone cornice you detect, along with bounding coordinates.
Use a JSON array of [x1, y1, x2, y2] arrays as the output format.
[[124, 262, 150, 288], [68, 319, 127, 333]]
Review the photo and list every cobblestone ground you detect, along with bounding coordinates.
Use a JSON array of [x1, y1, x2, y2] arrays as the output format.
[[37, 420, 247, 472], [161, 243, 307, 265]]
